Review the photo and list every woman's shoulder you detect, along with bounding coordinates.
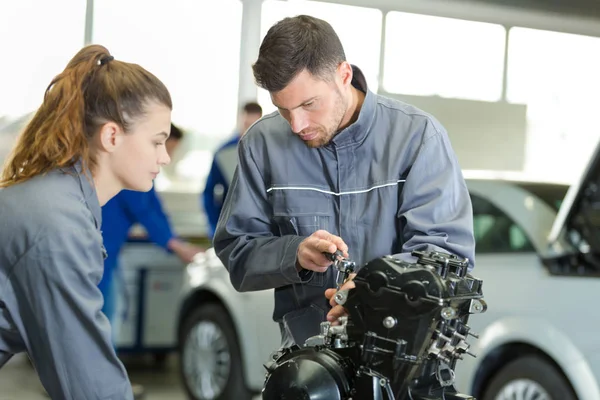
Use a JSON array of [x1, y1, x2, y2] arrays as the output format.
[[0, 169, 89, 233], [0, 169, 101, 272]]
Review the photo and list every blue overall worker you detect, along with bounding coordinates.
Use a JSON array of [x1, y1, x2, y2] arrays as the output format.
[[202, 101, 262, 238]]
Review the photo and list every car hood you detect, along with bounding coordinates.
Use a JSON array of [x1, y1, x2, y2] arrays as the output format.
[[548, 138, 600, 255]]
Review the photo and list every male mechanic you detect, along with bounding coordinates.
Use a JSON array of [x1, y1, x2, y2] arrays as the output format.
[[213, 15, 475, 347]]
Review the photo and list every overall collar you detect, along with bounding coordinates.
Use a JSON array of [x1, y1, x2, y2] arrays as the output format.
[[72, 160, 102, 229], [330, 65, 377, 149]]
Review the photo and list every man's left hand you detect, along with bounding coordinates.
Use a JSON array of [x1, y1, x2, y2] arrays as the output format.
[[324, 273, 356, 326]]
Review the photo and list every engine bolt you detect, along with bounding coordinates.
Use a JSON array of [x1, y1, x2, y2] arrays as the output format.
[[383, 316, 397, 329]]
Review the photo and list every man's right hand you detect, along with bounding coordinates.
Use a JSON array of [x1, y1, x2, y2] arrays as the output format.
[[296, 230, 349, 273]]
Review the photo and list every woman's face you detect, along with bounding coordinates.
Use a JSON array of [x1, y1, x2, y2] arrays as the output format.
[[110, 101, 172, 192]]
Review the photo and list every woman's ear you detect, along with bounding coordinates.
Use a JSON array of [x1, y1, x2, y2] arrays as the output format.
[[97, 122, 124, 153]]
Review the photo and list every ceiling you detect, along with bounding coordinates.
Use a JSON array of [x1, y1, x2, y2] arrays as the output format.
[[474, 0, 600, 19]]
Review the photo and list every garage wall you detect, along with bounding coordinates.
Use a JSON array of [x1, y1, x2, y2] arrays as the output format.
[[384, 93, 527, 171]]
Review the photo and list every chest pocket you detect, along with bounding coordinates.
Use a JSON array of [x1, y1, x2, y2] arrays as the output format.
[[270, 189, 334, 287]]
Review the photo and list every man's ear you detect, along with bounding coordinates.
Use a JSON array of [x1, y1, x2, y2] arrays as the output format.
[[97, 122, 124, 153], [337, 61, 353, 88]]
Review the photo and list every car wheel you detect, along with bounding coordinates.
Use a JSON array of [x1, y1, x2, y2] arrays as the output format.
[[482, 355, 576, 400], [179, 303, 252, 400]]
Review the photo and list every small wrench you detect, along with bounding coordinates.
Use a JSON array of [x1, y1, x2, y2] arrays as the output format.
[[323, 250, 356, 290]]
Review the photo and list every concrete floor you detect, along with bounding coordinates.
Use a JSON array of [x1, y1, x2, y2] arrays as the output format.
[[0, 353, 262, 400]]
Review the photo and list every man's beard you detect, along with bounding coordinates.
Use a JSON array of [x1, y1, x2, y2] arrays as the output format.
[[304, 89, 347, 148]]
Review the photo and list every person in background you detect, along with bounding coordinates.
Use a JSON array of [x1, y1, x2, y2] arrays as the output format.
[[0, 44, 171, 400], [100, 122, 202, 343], [202, 101, 262, 238]]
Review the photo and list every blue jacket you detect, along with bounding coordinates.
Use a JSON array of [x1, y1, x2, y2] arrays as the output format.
[[99, 187, 174, 294], [203, 135, 240, 238]]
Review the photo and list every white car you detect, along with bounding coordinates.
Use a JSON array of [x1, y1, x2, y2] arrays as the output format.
[[123, 143, 598, 400], [454, 145, 600, 400]]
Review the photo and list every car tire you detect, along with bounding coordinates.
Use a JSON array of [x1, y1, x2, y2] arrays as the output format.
[[482, 355, 576, 400], [179, 303, 253, 400]]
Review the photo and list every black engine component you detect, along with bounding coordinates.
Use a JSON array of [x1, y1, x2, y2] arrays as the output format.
[[262, 250, 486, 400]]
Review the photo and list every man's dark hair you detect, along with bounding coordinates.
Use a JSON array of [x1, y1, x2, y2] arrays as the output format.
[[252, 15, 346, 92], [169, 123, 184, 141], [243, 101, 263, 116]]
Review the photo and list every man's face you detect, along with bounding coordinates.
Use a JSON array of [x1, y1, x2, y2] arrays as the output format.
[[241, 111, 262, 135], [271, 69, 347, 148]]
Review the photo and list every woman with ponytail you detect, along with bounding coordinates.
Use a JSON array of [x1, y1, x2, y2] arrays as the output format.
[[0, 44, 172, 399]]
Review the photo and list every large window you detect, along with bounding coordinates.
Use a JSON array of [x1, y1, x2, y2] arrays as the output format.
[[383, 12, 506, 102], [0, 0, 86, 167], [0, 0, 86, 120], [259, 0, 383, 114], [507, 27, 600, 181], [93, 0, 243, 186]]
